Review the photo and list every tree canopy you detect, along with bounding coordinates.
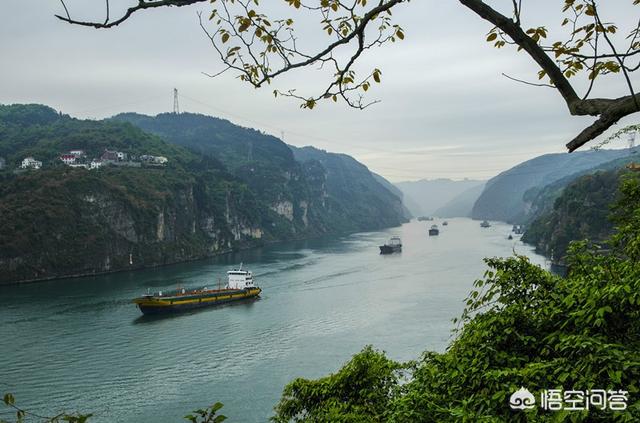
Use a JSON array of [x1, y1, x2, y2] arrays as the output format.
[[55, 0, 640, 151], [268, 171, 640, 422]]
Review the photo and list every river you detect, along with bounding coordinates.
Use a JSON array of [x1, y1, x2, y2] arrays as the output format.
[[0, 218, 548, 422]]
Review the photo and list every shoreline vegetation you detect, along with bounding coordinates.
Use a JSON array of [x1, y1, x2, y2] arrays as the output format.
[[0, 223, 399, 287], [0, 104, 409, 285], [3, 171, 633, 420], [3, 173, 639, 421]]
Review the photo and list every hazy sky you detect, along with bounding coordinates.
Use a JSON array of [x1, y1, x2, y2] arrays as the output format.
[[1, 1, 638, 181]]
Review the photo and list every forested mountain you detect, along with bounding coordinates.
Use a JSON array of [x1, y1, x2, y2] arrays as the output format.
[[394, 178, 485, 216], [471, 148, 636, 223], [290, 146, 411, 229], [0, 105, 406, 284], [522, 170, 624, 262], [114, 112, 409, 232], [522, 153, 640, 224]]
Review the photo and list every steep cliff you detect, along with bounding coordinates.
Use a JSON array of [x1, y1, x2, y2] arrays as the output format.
[[0, 105, 407, 284], [0, 166, 268, 284], [521, 170, 623, 262], [114, 112, 408, 233], [290, 146, 410, 231]]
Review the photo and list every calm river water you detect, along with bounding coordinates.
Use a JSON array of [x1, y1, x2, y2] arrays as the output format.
[[0, 218, 548, 422]]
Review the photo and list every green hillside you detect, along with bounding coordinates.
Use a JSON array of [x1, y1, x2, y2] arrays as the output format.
[[114, 112, 408, 233], [471, 148, 636, 223], [291, 146, 410, 231], [0, 104, 407, 284], [522, 170, 624, 262]]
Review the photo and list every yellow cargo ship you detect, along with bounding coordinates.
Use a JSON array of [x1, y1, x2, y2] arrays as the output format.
[[133, 266, 261, 315]]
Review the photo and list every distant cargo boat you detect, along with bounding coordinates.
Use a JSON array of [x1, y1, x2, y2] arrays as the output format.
[[442, 221, 448, 226], [379, 237, 402, 254], [133, 266, 261, 315], [480, 220, 491, 228], [417, 216, 434, 221], [428, 225, 440, 236]]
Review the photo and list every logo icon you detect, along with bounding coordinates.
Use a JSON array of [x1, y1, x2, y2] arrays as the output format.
[[510, 387, 536, 410]]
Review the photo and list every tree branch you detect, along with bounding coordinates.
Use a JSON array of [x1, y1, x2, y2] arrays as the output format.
[[54, 0, 640, 151], [55, 0, 208, 28], [459, 0, 639, 152], [459, 0, 581, 109], [501, 72, 555, 88]]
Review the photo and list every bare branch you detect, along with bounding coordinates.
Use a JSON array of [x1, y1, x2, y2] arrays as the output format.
[[54, 0, 640, 151], [460, 0, 639, 151], [501, 73, 555, 88], [590, 1, 639, 111], [55, 0, 208, 28], [460, 0, 581, 109], [58, 0, 71, 20]]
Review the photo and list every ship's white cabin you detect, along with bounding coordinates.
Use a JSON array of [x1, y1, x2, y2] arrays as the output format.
[[227, 266, 255, 289]]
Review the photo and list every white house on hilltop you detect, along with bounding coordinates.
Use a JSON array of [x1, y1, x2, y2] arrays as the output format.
[[21, 157, 42, 170]]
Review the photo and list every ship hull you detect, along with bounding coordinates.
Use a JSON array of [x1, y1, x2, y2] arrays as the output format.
[[134, 287, 261, 315], [428, 229, 439, 236], [379, 245, 401, 254]]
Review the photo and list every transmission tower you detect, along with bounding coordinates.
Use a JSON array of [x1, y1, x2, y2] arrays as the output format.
[[173, 88, 180, 114]]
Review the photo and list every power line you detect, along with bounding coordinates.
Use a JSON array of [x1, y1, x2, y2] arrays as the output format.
[[66, 95, 167, 116]]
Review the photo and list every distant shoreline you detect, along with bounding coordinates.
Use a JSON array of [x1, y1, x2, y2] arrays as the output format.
[[0, 223, 405, 287]]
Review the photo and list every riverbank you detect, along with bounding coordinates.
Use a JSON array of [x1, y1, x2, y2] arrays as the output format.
[[0, 223, 404, 286], [0, 218, 547, 422]]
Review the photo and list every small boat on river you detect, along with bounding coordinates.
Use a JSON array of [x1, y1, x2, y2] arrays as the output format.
[[480, 220, 491, 228], [133, 265, 261, 315], [379, 237, 402, 254], [428, 225, 440, 236]]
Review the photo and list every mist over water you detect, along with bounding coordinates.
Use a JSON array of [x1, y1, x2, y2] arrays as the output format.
[[0, 218, 547, 422]]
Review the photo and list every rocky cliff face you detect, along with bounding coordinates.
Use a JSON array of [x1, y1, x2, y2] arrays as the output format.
[[0, 105, 408, 284], [0, 168, 267, 284], [290, 146, 409, 231], [521, 170, 622, 262]]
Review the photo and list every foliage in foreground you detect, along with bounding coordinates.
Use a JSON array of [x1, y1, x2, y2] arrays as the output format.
[[0, 394, 225, 423], [4, 174, 640, 422], [271, 173, 640, 422]]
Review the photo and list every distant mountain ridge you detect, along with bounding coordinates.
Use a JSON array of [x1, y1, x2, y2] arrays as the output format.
[[395, 178, 485, 217], [434, 183, 486, 218], [471, 148, 637, 223]]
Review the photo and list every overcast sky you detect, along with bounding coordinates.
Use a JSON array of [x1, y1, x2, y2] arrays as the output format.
[[1, 1, 638, 182]]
